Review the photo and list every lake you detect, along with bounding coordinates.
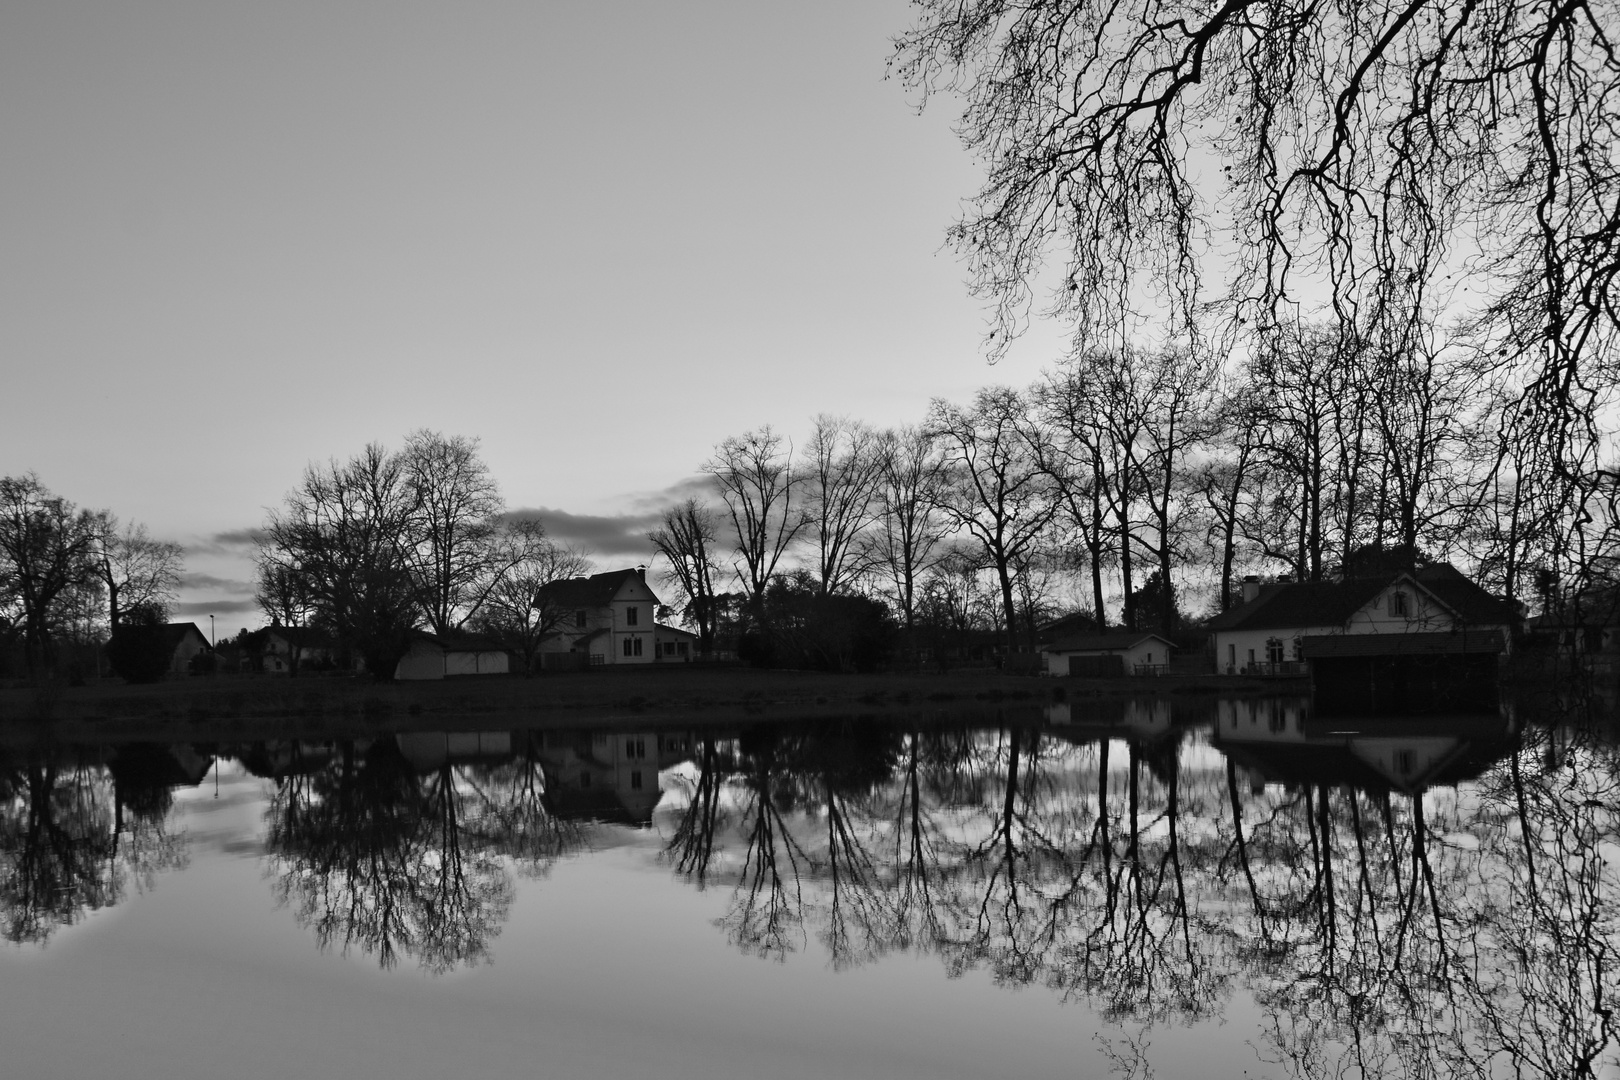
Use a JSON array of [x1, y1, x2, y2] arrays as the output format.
[[0, 695, 1613, 1079]]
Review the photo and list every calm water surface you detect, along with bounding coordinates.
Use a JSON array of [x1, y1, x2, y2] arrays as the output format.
[[0, 697, 1614, 1079]]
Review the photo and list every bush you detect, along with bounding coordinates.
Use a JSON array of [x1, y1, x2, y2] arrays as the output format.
[[106, 623, 172, 684]]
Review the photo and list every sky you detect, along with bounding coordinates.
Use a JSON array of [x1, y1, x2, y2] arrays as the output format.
[[0, 0, 1070, 638]]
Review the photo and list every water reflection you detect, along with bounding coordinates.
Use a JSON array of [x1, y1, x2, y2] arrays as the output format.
[[0, 743, 194, 943], [1, 698, 1616, 1076]]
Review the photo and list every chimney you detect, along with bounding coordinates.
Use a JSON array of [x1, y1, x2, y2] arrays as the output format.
[[1241, 575, 1261, 604], [635, 564, 647, 581]]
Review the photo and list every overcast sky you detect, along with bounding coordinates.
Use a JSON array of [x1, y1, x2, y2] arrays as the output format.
[[0, 0, 1068, 637]]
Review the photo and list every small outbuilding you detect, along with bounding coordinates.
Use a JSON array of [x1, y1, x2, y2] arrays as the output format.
[[394, 631, 511, 681], [1041, 632, 1176, 676]]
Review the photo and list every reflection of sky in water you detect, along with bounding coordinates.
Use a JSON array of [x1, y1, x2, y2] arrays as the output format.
[[0, 760, 1246, 1080]]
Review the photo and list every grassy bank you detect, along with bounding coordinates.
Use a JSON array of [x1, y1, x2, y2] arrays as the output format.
[[0, 666, 1294, 733]]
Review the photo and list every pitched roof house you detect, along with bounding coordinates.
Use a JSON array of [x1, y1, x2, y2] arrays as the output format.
[[534, 567, 693, 666], [1207, 563, 1514, 712], [1207, 564, 1513, 671], [1039, 632, 1175, 676], [160, 622, 211, 674]]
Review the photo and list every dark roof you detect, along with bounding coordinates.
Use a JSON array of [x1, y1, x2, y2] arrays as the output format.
[[161, 622, 209, 649], [1301, 629, 1506, 657], [534, 568, 655, 608], [1045, 632, 1173, 653], [1206, 564, 1511, 632], [1036, 612, 1101, 641], [410, 629, 507, 652], [1409, 564, 1517, 625], [266, 625, 334, 649], [1206, 580, 1384, 632], [654, 623, 698, 640]]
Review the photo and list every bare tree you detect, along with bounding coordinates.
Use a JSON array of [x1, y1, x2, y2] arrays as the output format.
[[1193, 384, 1265, 612], [470, 519, 592, 674], [704, 427, 807, 607], [928, 388, 1058, 653], [868, 424, 951, 643], [0, 474, 101, 677], [260, 444, 420, 678], [894, 0, 1619, 455], [648, 497, 722, 658], [399, 430, 507, 632], [803, 415, 884, 596], [89, 515, 183, 630]]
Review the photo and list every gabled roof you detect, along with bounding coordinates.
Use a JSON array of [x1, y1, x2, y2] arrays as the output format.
[[1043, 632, 1174, 654], [160, 622, 209, 649], [1409, 564, 1517, 625], [409, 629, 507, 653], [1206, 580, 1385, 632], [1037, 611, 1101, 640], [1206, 563, 1511, 633], [266, 625, 334, 650], [534, 568, 656, 609]]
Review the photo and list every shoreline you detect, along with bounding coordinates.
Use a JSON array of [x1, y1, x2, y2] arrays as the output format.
[[0, 667, 1300, 735]]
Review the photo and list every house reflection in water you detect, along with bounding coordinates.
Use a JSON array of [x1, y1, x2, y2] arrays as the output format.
[[1042, 697, 1173, 740], [1212, 697, 1517, 794], [532, 730, 695, 826], [390, 729, 698, 825]]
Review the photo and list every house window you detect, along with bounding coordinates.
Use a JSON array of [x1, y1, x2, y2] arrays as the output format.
[[590, 653, 604, 665], [1228, 644, 1236, 668], [626, 738, 645, 759], [1247, 648, 1255, 665], [623, 637, 633, 657], [627, 606, 639, 626], [630, 770, 643, 790], [633, 637, 643, 657], [575, 610, 587, 627], [1266, 638, 1284, 665], [1391, 591, 1410, 617]]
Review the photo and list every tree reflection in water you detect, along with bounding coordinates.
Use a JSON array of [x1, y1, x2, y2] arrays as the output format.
[[661, 702, 1620, 1078], [1, 703, 1615, 1075], [0, 744, 191, 944], [263, 733, 585, 973]]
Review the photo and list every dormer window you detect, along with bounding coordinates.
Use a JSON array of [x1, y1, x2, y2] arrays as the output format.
[[626, 605, 639, 626], [1391, 591, 1410, 617]]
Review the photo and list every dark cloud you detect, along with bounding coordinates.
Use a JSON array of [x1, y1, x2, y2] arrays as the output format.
[[185, 527, 266, 556], [180, 572, 256, 594], [504, 476, 719, 560], [504, 506, 662, 560], [623, 474, 717, 513], [173, 599, 260, 616]]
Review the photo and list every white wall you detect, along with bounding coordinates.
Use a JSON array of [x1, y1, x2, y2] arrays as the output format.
[[395, 639, 445, 680], [1211, 626, 1335, 673]]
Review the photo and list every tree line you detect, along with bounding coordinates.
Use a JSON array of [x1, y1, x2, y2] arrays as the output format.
[[7, 319, 1609, 683], [0, 474, 183, 681], [651, 321, 1602, 667]]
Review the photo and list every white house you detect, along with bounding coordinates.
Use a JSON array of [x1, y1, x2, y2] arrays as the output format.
[[263, 626, 335, 673], [394, 631, 511, 680], [160, 622, 211, 674], [1040, 632, 1176, 676], [1206, 563, 1513, 675], [535, 567, 692, 666]]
